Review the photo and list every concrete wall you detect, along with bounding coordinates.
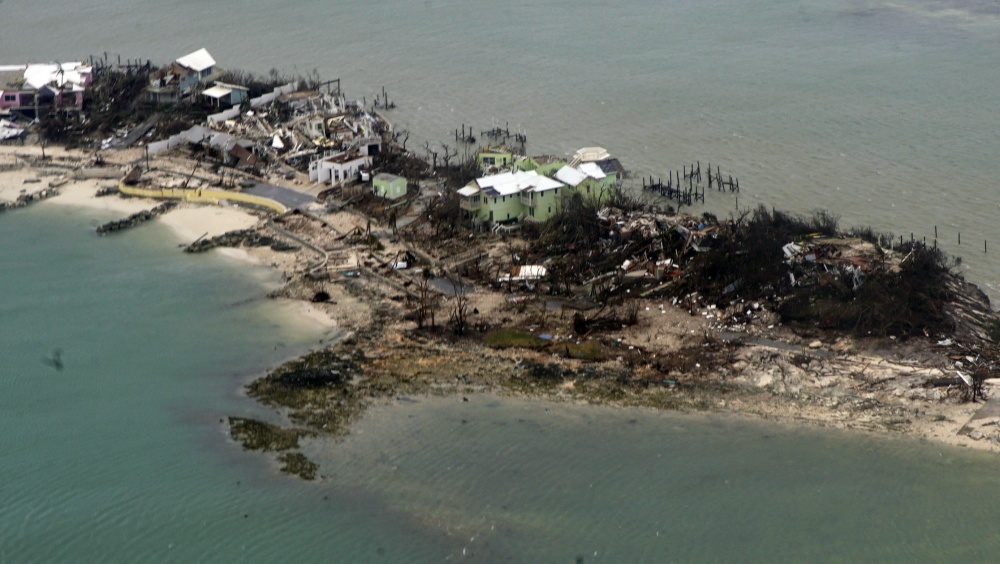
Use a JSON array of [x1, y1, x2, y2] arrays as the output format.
[[118, 183, 286, 213]]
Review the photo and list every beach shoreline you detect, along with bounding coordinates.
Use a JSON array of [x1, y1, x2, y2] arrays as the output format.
[[5, 141, 1000, 484]]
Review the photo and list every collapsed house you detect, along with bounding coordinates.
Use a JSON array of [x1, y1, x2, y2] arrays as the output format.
[[0, 62, 93, 117], [144, 48, 223, 104]]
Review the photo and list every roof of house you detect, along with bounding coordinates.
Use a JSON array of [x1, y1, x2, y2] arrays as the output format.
[[374, 172, 403, 182], [325, 151, 366, 165], [530, 155, 563, 165], [480, 170, 564, 196], [555, 165, 587, 187], [179, 125, 214, 144], [1, 63, 91, 91], [475, 171, 516, 190], [201, 85, 233, 99], [457, 185, 480, 197], [23, 63, 91, 90], [176, 48, 216, 72], [595, 158, 625, 176], [478, 145, 512, 155], [578, 162, 607, 180]]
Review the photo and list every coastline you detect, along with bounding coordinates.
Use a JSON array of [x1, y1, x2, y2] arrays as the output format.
[[5, 141, 1000, 485]]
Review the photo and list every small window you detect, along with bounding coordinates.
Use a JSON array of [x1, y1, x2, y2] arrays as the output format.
[[2, 94, 15, 102]]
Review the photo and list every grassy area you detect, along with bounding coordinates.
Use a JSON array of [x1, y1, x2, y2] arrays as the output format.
[[485, 329, 545, 349]]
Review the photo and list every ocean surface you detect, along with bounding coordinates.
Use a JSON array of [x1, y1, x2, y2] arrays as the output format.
[[3, 0, 1000, 560]]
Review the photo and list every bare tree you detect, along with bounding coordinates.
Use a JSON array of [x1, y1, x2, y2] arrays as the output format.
[[414, 268, 438, 330], [390, 128, 410, 152], [423, 141, 438, 171], [440, 143, 458, 169], [447, 273, 470, 335]]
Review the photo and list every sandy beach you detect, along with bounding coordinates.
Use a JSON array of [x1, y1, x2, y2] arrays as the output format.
[[5, 142, 1000, 467]]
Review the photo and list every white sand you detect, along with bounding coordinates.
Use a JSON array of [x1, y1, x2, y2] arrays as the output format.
[[157, 205, 260, 243], [0, 167, 40, 203], [45, 180, 159, 214]]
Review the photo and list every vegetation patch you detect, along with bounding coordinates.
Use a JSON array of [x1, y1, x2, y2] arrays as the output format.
[[485, 329, 545, 349], [543, 339, 609, 361], [277, 452, 319, 481], [228, 417, 313, 452]]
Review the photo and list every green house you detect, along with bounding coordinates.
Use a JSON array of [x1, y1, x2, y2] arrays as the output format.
[[515, 155, 567, 177], [555, 163, 615, 205], [373, 173, 407, 200], [476, 145, 514, 171], [458, 170, 567, 224], [593, 158, 625, 189]]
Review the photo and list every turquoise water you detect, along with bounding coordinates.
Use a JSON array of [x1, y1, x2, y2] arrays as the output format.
[[0, 206, 447, 561], [318, 396, 1000, 561], [4, 0, 1000, 559], [3, 205, 1000, 560]]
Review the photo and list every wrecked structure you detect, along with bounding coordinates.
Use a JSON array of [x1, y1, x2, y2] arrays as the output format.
[[144, 48, 222, 104], [0, 62, 93, 117]]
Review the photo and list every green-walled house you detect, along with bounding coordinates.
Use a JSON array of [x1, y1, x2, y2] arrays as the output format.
[[373, 173, 407, 200], [476, 145, 514, 172]]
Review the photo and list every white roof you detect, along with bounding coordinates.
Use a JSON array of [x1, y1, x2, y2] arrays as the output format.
[[201, 85, 232, 99], [555, 165, 587, 187], [176, 48, 216, 72], [490, 170, 564, 195], [21, 62, 91, 90], [578, 162, 606, 180], [527, 175, 563, 193], [457, 186, 480, 197], [475, 171, 516, 190]]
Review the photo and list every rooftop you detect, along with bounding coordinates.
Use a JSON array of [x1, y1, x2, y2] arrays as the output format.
[[578, 162, 607, 180], [479, 170, 564, 196], [1, 63, 91, 91], [176, 48, 216, 72], [201, 85, 233, 99], [555, 165, 587, 187]]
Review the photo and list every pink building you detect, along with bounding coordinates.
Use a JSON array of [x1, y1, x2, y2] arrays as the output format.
[[0, 63, 93, 116]]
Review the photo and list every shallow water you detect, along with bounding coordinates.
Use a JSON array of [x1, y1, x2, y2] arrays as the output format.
[[314, 394, 1000, 561], [0, 206, 448, 561]]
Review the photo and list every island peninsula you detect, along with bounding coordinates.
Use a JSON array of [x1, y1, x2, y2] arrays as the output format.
[[4, 52, 1000, 480]]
